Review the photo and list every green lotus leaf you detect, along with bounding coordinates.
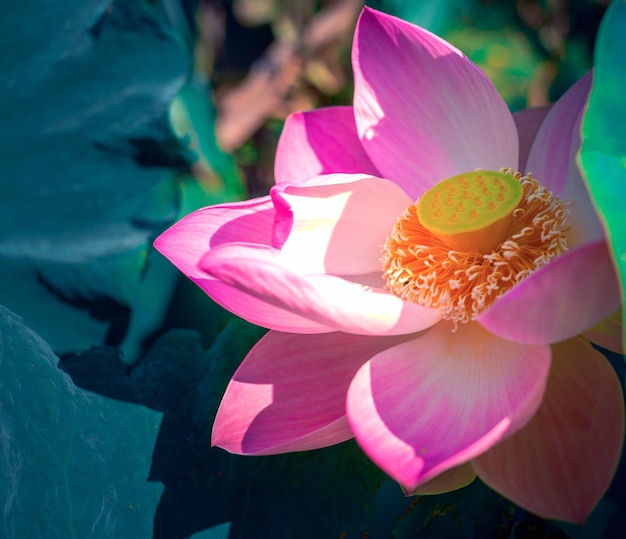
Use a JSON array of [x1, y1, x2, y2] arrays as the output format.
[[0, 306, 162, 538]]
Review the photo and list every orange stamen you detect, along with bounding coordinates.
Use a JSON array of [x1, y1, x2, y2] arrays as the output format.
[[382, 168, 570, 324]]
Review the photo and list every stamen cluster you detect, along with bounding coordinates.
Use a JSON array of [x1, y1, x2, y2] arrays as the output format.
[[382, 169, 570, 324]]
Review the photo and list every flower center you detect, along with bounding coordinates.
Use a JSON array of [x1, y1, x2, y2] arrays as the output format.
[[417, 170, 523, 253], [381, 168, 570, 324]]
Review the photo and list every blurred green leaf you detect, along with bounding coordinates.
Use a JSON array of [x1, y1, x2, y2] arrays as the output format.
[[579, 0, 626, 346], [169, 79, 247, 212], [0, 306, 162, 538], [369, 0, 523, 36], [444, 27, 542, 112]]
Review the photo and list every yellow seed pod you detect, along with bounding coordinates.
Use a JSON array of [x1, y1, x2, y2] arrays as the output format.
[[417, 171, 523, 253]]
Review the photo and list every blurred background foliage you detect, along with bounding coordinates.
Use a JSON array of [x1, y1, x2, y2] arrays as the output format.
[[1, 1, 622, 538], [189, 0, 607, 197]]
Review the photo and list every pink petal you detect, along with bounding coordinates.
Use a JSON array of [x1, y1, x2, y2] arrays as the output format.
[[403, 463, 476, 496], [154, 198, 330, 333], [274, 106, 380, 183], [478, 241, 621, 345], [524, 72, 604, 247], [155, 197, 274, 274], [212, 330, 411, 455], [200, 242, 441, 335], [583, 309, 624, 354], [346, 321, 551, 490], [526, 71, 592, 195], [474, 337, 625, 524], [513, 106, 551, 174], [271, 173, 412, 274], [352, 7, 518, 199], [197, 280, 332, 333]]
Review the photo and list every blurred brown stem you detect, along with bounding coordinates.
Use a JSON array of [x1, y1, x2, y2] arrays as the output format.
[[214, 0, 363, 152]]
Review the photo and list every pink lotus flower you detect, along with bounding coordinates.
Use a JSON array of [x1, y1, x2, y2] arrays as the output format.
[[155, 8, 624, 523]]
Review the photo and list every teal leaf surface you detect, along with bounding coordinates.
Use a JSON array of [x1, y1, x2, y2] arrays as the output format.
[[0, 306, 162, 538], [0, 0, 191, 358]]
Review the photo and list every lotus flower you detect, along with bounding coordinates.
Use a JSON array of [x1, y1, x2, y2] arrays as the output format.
[[155, 8, 624, 523]]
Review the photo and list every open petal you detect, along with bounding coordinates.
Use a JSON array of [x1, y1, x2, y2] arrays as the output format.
[[212, 331, 410, 455], [154, 198, 330, 333], [346, 322, 550, 490], [274, 106, 380, 183], [352, 7, 518, 199], [583, 309, 624, 354], [271, 173, 412, 274], [478, 241, 621, 345], [403, 463, 476, 496], [526, 71, 592, 195], [200, 242, 441, 335], [474, 337, 624, 524], [513, 106, 551, 174]]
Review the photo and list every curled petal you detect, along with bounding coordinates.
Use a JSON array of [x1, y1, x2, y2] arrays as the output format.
[[212, 331, 410, 455], [346, 322, 550, 490], [271, 174, 412, 274], [154, 198, 329, 333], [274, 107, 379, 183], [474, 337, 625, 524], [200, 243, 441, 335], [353, 7, 518, 198], [478, 241, 621, 345]]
